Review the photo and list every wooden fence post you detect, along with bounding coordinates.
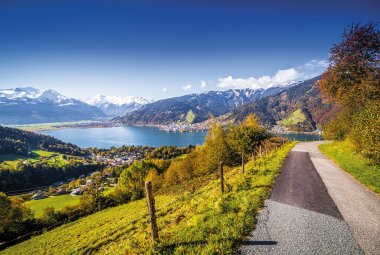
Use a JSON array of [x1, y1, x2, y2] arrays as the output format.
[[220, 161, 224, 193], [145, 181, 159, 243], [259, 144, 262, 158]]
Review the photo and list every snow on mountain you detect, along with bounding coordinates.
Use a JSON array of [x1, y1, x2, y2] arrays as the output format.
[[0, 87, 105, 125], [0, 87, 69, 103], [82, 95, 153, 116]]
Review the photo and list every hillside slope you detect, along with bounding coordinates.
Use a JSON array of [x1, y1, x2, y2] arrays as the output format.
[[230, 76, 338, 131], [0, 126, 86, 156], [114, 87, 284, 125], [1, 143, 294, 255]]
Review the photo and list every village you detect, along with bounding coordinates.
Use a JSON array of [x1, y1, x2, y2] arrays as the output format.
[[158, 122, 208, 132]]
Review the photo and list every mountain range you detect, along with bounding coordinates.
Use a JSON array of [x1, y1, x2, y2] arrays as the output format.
[[0, 88, 154, 124], [0, 87, 105, 124], [229, 76, 337, 131], [113, 86, 290, 125], [82, 95, 153, 117], [0, 77, 335, 131], [115, 77, 336, 131]]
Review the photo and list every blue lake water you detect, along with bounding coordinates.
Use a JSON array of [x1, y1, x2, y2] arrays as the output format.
[[42, 126, 323, 149], [42, 126, 207, 149]]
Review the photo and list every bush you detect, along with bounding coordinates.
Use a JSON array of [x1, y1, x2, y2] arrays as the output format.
[[323, 110, 352, 140], [349, 104, 380, 163]]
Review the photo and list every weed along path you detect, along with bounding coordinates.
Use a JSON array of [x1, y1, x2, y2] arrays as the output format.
[[240, 142, 380, 255]]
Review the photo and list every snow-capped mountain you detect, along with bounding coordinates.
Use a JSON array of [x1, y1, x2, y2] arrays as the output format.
[[0, 87, 105, 124], [115, 80, 308, 125], [82, 95, 153, 116]]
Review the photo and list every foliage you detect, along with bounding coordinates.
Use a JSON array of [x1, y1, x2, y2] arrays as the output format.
[[0, 143, 295, 255], [0, 126, 87, 157], [319, 23, 380, 108], [118, 160, 156, 200], [89, 145, 194, 161], [0, 193, 34, 243], [322, 109, 352, 140], [228, 114, 271, 171], [319, 23, 380, 162], [0, 162, 104, 192], [319, 141, 380, 194], [348, 104, 380, 162]]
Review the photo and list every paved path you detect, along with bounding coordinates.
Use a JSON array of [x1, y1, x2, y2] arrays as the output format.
[[305, 142, 380, 255], [240, 142, 380, 255]]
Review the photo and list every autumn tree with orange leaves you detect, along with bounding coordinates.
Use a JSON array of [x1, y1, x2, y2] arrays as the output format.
[[319, 23, 380, 162]]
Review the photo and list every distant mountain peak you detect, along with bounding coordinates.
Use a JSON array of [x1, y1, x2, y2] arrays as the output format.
[[82, 94, 153, 116], [0, 87, 69, 103], [0, 87, 105, 125]]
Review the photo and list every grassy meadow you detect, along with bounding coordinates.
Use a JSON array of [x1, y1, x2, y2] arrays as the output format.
[[26, 195, 81, 217], [1, 142, 295, 255], [0, 150, 69, 170], [26, 187, 116, 217], [319, 141, 380, 195], [10, 120, 97, 132], [281, 109, 306, 126]]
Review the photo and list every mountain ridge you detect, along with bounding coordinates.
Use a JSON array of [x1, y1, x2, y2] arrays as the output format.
[[0, 87, 105, 125], [82, 94, 153, 117]]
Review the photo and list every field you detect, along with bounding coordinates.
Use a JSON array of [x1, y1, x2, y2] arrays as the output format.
[[186, 110, 196, 123], [26, 195, 81, 217], [0, 154, 25, 169], [9, 120, 97, 132], [26, 187, 116, 217], [0, 150, 69, 170], [319, 141, 380, 194], [281, 109, 306, 126], [1, 142, 295, 255]]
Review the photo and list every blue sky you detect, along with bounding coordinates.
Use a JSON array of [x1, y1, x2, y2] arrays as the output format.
[[0, 0, 378, 100]]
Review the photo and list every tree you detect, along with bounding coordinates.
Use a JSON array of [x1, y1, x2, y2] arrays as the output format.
[[202, 122, 235, 171], [0, 193, 33, 236], [242, 114, 270, 160], [318, 23, 380, 162], [349, 104, 380, 162], [118, 160, 153, 200], [319, 23, 380, 108], [227, 125, 247, 173], [228, 115, 271, 173]]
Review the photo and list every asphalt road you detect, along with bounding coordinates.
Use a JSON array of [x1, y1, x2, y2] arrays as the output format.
[[239, 142, 371, 255]]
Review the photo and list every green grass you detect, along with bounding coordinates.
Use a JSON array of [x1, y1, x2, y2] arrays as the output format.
[[1, 143, 295, 255], [26, 187, 116, 217], [0, 154, 24, 169], [26, 195, 81, 217], [281, 109, 306, 126], [9, 120, 97, 132], [319, 141, 380, 195], [186, 110, 196, 124], [0, 150, 69, 170]]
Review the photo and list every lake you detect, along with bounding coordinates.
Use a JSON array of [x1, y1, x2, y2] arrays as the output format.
[[42, 126, 207, 148], [42, 126, 323, 149]]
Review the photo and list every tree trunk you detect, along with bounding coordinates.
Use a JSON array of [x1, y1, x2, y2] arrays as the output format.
[[259, 145, 262, 158]]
